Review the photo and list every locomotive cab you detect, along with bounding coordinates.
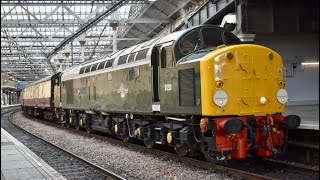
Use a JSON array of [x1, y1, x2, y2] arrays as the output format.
[[161, 25, 301, 162], [175, 26, 242, 62]]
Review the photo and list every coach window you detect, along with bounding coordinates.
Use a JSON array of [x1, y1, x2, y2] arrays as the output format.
[[55, 79, 60, 86], [41, 84, 44, 96], [161, 46, 174, 68]]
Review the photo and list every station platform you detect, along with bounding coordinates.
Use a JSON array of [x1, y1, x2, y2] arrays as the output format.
[[284, 105, 319, 130], [1, 104, 21, 108], [1, 128, 66, 180]]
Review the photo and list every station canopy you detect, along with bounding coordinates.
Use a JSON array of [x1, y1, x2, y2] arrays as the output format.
[[1, 0, 199, 81]]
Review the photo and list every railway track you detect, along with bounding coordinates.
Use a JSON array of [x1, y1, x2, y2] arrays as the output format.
[[1, 108, 125, 180], [5, 108, 319, 180]]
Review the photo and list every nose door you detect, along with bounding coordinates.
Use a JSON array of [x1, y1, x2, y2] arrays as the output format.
[[236, 46, 283, 115], [237, 50, 255, 114]]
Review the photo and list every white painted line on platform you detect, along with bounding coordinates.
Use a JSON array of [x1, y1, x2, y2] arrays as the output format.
[[298, 124, 319, 130]]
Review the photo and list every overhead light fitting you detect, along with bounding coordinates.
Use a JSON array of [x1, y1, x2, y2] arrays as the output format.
[[301, 62, 319, 65]]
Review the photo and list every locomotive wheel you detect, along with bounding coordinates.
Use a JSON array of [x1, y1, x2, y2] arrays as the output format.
[[75, 116, 81, 131], [75, 124, 80, 131], [66, 122, 71, 128], [144, 138, 155, 149], [61, 118, 66, 127], [203, 150, 218, 164], [75, 119, 80, 130], [175, 145, 188, 157], [84, 115, 92, 133], [86, 126, 92, 133], [120, 122, 130, 143], [121, 133, 130, 143], [60, 118, 64, 126]]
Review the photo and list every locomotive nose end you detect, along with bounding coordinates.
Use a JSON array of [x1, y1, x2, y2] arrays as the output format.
[[283, 115, 301, 129]]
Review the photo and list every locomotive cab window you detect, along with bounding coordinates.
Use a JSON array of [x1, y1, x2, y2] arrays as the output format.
[[161, 46, 174, 68], [179, 30, 201, 55], [201, 28, 224, 48], [223, 31, 242, 45]]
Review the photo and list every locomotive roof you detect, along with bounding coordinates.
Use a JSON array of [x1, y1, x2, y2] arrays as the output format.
[[60, 25, 224, 81]]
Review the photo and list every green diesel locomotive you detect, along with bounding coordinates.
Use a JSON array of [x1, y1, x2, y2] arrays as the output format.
[[21, 25, 300, 163]]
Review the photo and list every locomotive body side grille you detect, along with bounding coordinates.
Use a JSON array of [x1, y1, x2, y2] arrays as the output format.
[[179, 68, 195, 106], [66, 80, 74, 104]]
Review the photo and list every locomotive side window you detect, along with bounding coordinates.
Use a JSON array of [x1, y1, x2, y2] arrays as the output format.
[[105, 59, 114, 68], [127, 52, 137, 63], [161, 46, 174, 68], [136, 49, 149, 61], [79, 67, 86, 74], [84, 65, 92, 73], [91, 63, 99, 72], [98, 61, 107, 70], [118, 55, 129, 65], [179, 30, 201, 55], [201, 28, 223, 47]]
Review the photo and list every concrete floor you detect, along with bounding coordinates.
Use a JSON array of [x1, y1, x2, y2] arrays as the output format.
[[1, 128, 66, 180], [284, 105, 319, 129]]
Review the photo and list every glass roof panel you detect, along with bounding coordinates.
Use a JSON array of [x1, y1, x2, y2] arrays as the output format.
[[1, 0, 167, 81]]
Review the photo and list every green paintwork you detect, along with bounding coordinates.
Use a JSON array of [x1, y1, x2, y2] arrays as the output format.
[[60, 64, 153, 114], [159, 62, 202, 115], [59, 61, 202, 115]]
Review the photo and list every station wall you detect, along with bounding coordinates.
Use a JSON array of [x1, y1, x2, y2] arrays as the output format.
[[244, 0, 319, 106], [255, 34, 319, 106]]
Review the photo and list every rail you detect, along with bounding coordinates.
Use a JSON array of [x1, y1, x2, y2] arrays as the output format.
[[5, 109, 319, 180], [2, 109, 126, 180]]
